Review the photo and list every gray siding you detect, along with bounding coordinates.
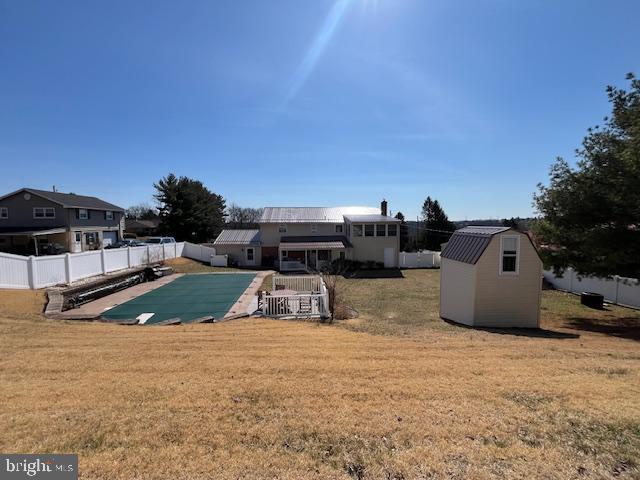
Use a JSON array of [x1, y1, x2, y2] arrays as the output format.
[[0, 192, 65, 228], [260, 223, 344, 246], [214, 245, 262, 267]]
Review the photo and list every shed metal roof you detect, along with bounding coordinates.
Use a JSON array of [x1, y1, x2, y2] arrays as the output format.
[[441, 226, 511, 264], [260, 207, 379, 223], [0, 188, 124, 212], [213, 229, 261, 245]]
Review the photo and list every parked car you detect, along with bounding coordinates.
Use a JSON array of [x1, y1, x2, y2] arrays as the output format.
[[145, 236, 176, 245], [105, 239, 146, 249]]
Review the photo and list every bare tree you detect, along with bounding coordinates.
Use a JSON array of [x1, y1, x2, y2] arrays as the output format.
[[226, 203, 264, 228]]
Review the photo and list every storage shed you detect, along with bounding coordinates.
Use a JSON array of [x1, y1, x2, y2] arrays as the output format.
[[212, 230, 261, 267], [440, 226, 542, 328]]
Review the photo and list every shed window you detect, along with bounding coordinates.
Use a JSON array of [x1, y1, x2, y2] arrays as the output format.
[[34, 207, 55, 219], [376, 224, 386, 237], [0, 207, 7, 219], [500, 236, 519, 274], [387, 224, 398, 237], [278, 224, 287, 233], [353, 224, 363, 237], [364, 224, 374, 237]]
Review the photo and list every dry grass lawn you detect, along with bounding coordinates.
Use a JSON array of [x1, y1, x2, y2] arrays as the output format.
[[1, 267, 639, 479]]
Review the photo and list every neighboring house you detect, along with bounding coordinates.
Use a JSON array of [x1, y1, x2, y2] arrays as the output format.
[[125, 218, 160, 237], [213, 200, 401, 271], [212, 229, 261, 267], [439, 226, 542, 328], [0, 187, 124, 255]]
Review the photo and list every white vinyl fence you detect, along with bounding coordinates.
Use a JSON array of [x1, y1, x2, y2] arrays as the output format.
[[0, 242, 189, 289], [544, 268, 640, 309], [399, 250, 441, 269]]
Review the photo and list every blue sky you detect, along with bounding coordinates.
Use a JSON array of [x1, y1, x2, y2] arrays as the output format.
[[1, 0, 638, 220]]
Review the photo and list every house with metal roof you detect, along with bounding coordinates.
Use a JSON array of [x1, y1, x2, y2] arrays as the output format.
[[440, 226, 542, 328], [212, 200, 401, 271], [212, 229, 261, 267], [0, 187, 124, 255]]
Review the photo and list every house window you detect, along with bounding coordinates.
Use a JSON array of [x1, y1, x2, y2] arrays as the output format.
[[376, 224, 386, 237], [105, 211, 114, 220], [78, 209, 88, 220], [0, 207, 7, 219], [335, 224, 343, 234], [278, 224, 287, 233], [353, 224, 363, 237], [281, 250, 288, 258], [387, 224, 398, 236], [311, 224, 318, 233], [33, 207, 55, 219], [500, 236, 519, 274], [364, 224, 375, 237], [85, 232, 97, 245]]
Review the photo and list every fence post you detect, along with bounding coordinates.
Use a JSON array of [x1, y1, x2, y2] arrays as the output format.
[[127, 247, 132, 268], [146, 245, 151, 265], [614, 275, 620, 304], [174, 242, 177, 258], [162, 244, 166, 262], [27, 256, 37, 289], [64, 253, 72, 284], [101, 248, 107, 274]]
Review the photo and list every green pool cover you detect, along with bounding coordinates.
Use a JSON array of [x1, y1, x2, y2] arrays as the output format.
[[102, 273, 256, 325]]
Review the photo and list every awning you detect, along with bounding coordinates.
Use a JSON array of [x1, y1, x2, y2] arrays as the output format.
[[280, 241, 346, 250], [0, 227, 67, 236]]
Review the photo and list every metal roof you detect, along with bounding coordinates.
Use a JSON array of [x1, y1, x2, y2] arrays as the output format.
[[213, 229, 261, 245], [260, 206, 379, 223], [280, 241, 346, 250], [280, 235, 352, 248], [343, 214, 401, 223], [441, 226, 512, 264], [0, 188, 124, 212], [0, 226, 67, 236]]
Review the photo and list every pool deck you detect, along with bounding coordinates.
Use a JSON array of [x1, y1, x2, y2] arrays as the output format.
[[67, 273, 184, 319], [58, 270, 273, 322]]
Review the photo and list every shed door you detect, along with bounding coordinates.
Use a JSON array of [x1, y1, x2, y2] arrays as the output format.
[[384, 247, 396, 268], [246, 248, 255, 266]]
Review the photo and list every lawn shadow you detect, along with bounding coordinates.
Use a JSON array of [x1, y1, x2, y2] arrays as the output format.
[[563, 317, 640, 341], [441, 318, 580, 339], [345, 269, 405, 279]]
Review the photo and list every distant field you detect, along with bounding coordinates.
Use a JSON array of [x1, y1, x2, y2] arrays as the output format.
[[0, 263, 638, 479]]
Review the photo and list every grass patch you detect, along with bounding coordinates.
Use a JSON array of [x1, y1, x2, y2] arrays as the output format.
[[1, 269, 640, 478]]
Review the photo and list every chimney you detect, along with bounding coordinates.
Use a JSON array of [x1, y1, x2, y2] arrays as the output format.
[[381, 199, 388, 216]]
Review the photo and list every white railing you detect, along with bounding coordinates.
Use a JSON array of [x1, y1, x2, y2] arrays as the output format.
[[263, 274, 329, 318], [272, 274, 323, 293], [544, 268, 640, 309], [399, 250, 441, 268], [279, 260, 308, 271], [263, 292, 328, 318]]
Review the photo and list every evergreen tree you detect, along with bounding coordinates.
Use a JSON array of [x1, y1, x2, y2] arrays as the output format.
[[534, 74, 640, 278], [395, 212, 409, 251], [421, 196, 456, 250], [153, 173, 226, 242]]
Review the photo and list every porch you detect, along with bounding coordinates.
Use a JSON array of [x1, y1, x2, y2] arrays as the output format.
[[278, 237, 350, 272], [260, 274, 330, 319]]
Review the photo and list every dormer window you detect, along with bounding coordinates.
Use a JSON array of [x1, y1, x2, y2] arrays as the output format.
[[78, 209, 88, 220], [500, 236, 519, 274], [335, 224, 343, 234], [278, 224, 287, 233]]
